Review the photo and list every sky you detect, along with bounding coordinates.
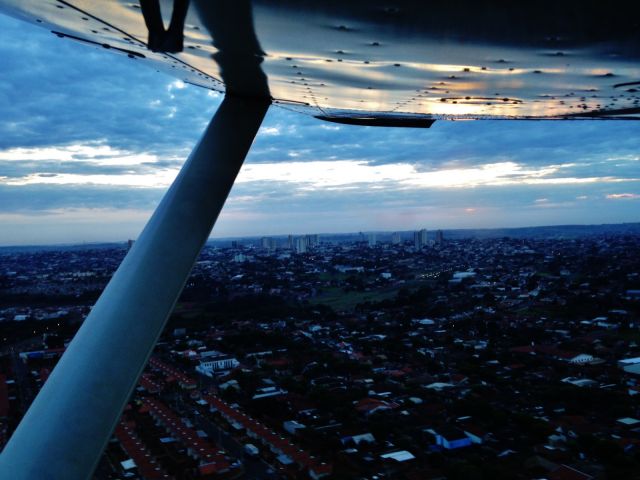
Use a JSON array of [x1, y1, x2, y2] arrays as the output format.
[[0, 14, 639, 246]]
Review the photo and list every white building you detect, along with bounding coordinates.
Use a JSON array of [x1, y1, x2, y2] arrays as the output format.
[[196, 356, 239, 377], [568, 354, 595, 365]]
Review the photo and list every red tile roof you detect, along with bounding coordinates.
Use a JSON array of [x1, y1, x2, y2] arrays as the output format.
[[355, 398, 399, 414], [142, 397, 232, 475], [148, 357, 197, 389], [139, 373, 164, 394], [114, 420, 171, 479], [203, 395, 331, 476]]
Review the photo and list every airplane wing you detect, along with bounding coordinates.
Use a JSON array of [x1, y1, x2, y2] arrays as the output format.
[[0, 0, 638, 124]]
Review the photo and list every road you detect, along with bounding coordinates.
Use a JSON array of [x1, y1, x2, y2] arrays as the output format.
[[190, 409, 283, 479]]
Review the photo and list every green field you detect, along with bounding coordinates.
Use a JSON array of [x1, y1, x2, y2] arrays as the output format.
[[309, 286, 399, 311]]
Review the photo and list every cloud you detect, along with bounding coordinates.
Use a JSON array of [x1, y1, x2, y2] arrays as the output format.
[[0, 14, 639, 244], [4, 171, 178, 188], [606, 193, 640, 199], [259, 126, 280, 136], [0, 144, 159, 166], [235, 159, 635, 190], [167, 80, 186, 91]]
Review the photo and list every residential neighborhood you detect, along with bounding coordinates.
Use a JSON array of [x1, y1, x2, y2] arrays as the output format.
[[1, 227, 640, 479]]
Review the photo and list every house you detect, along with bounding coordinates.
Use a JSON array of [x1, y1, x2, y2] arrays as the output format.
[[462, 424, 486, 444], [413, 318, 436, 326], [252, 386, 287, 400], [380, 450, 415, 462], [426, 427, 473, 450], [340, 433, 375, 446], [616, 417, 640, 427], [354, 398, 399, 416], [283, 420, 307, 436], [561, 377, 597, 388], [568, 354, 594, 365], [309, 462, 332, 480], [424, 382, 454, 392], [195, 356, 239, 377]]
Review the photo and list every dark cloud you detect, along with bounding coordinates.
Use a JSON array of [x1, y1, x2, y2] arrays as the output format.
[[0, 184, 164, 212], [0, 16, 217, 155]]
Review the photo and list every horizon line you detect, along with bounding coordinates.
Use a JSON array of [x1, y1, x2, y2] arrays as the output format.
[[1, 220, 639, 249]]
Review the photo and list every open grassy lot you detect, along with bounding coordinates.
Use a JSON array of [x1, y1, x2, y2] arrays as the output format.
[[309, 286, 400, 311]]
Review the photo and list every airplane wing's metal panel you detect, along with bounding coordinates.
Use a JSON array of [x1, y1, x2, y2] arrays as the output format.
[[0, 0, 638, 121], [0, 1, 225, 92]]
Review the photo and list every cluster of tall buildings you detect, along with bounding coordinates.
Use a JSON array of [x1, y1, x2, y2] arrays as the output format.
[[259, 234, 320, 254], [254, 229, 445, 254], [364, 229, 445, 249], [414, 229, 428, 249], [260, 236, 277, 252], [290, 234, 319, 253], [412, 228, 444, 249]]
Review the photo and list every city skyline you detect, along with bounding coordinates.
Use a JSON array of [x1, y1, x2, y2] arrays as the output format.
[[0, 15, 639, 245]]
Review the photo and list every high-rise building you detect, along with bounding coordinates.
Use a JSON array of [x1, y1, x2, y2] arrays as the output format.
[[295, 237, 307, 254], [391, 232, 401, 245], [414, 229, 428, 249], [367, 233, 377, 247], [306, 234, 319, 248], [261, 236, 276, 252], [287, 234, 294, 250], [435, 230, 444, 245]]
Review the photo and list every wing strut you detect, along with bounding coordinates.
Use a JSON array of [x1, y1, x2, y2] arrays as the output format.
[[0, 94, 269, 479]]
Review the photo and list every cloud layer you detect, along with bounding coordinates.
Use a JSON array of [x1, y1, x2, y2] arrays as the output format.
[[0, 14, 638, 245]]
